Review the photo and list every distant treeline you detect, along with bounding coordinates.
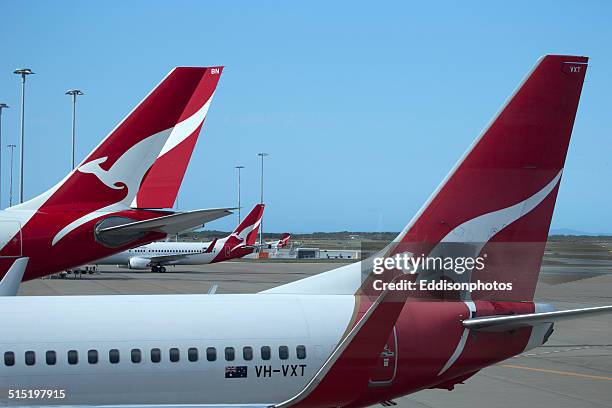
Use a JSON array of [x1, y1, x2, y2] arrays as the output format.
[[177, 230, 612, 243], [178, 230, 398, 242]]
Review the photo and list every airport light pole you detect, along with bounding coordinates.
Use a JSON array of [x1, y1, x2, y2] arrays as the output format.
[[7, 144, 16, 207], [13, 68, 34, 203], [235, 165, 244, 223], [257, 153, 268, 249], [0, 103, 8, 208], [65, 89, 84, 169]]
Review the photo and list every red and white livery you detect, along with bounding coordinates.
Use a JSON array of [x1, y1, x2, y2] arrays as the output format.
[[96, 204, 265, 272], [1, 56, 610, 408], [0, 66, 228, 282]]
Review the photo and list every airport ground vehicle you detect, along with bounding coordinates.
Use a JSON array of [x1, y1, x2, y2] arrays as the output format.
[[1, 55, 611, 408], [0, 66, 230, 282]]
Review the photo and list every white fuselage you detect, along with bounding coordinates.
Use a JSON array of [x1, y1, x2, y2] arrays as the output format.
[[95, 240, 226, 267], [0, 294, 354, 406]]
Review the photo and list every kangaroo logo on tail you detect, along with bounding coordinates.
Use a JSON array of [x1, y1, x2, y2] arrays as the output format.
[[78, 157, 127, 190]]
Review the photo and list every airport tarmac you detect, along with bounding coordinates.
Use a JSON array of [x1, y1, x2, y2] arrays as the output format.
[[18, 260, 612, 408]]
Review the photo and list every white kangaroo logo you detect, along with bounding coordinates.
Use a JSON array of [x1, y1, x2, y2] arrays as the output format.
[[230, 216, 262, 244], [77, 157, 128, 190], [52, 132, 170, 246], [52, 97, 214, 246]]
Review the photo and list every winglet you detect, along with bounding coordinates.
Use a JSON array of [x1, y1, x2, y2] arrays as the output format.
[[205, 238, 218, 253], [0, 257, 29, 296]]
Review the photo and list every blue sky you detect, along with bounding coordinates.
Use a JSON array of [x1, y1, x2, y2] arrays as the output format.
[[0, 1, 610, 233]]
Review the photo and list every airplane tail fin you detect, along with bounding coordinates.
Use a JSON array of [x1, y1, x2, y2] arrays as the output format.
[[277, 233, 291, 248], [226, 204, 265, 249], [16, 67, 223, 213], [131, 67, 223, 209], [231, 204, 265, 246], [385, 55, 588, 301], [265, 55, 588, 301]]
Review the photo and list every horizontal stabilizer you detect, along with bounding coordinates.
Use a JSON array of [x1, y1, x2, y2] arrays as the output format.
[[0, 257, 28, 296], [98, 208, 234, 237], [463, 305, 612, 332]]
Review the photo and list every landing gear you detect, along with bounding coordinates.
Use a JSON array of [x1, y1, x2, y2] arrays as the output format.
[[151, 265, 167, 273], [160, 266, 167, 273]]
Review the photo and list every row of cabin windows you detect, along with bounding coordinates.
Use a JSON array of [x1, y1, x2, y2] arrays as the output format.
[[3, 345, 307, 366]]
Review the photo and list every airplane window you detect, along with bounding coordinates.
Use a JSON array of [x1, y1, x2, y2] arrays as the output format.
[[4, 351, 14, 366], [225, 347, 235, 361], [131, 349, 142, 363], [68, 350, 78, 365], [88, 350, 98, 364], [151, 348, 161, 363], [46, 350, 56, 365], [279, 346, 289, 360], [25, 351, 35, 366], [188, 348, 198, 362], [296, 345, 307, 359], [169, 348, 180, 362], [206, 347, 216, 361], [109, 349, 120, 364], [261, 346, 271, 361], [243, 346, 253, 361]]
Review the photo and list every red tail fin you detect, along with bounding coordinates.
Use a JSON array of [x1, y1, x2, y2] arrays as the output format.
[[393, 55, 588, 301], [232, 204, 265, 246], [265, 56, 588, 299], [277, 233, 291, 248], [132, 67, 224, 209], [18, 67, 222, 213]]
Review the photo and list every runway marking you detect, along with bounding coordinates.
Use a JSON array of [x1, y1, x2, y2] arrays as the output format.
[[501, 364, 612, 381], [522, 345, 603, 356]]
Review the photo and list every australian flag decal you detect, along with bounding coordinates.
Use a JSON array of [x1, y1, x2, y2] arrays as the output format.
[[225, 365, 248, 378]]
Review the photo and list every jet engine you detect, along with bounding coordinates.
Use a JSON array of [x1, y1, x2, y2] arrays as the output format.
[[128, 257, 150, 270]]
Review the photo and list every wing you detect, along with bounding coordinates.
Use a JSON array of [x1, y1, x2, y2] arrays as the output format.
[[146, 253, 195, 264], [462, 305, 612, 332], [98, 207, 234, 237]]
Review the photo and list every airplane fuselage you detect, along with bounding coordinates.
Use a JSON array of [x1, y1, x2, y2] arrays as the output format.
[[0, 207, 166, 281], [0, 293, 550, 407], [96, 238, 254, 269]]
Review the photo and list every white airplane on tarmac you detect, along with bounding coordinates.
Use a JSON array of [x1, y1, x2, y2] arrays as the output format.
[[1, 55, 611, 408], [95, 205, 284, 272]]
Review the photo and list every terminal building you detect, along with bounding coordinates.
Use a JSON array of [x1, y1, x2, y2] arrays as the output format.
[[257, 246, 360, 260]]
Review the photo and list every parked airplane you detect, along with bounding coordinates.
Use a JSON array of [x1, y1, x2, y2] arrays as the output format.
[[1, 55, 611, 408], [268, 233, 292, 249], [0, 66, 230, 282], [96, 204, 266, 272]]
